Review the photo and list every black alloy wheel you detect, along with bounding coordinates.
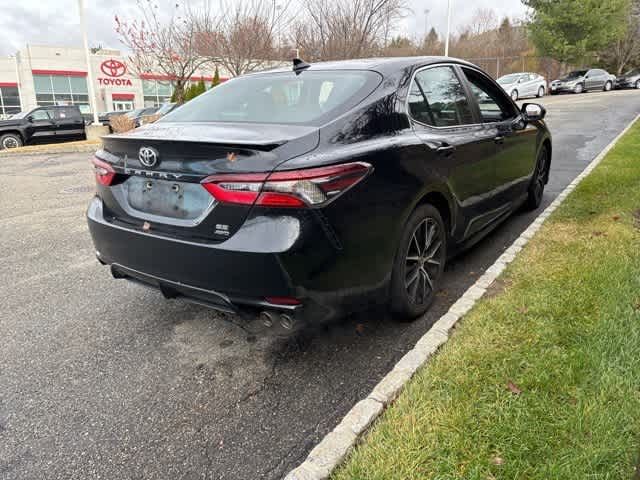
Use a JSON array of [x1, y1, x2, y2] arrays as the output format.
[[391, 205, 446, 320], [524, 146, 550, 210]]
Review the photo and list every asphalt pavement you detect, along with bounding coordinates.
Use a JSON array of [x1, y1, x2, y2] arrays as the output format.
[[1, 89, 639, 480]]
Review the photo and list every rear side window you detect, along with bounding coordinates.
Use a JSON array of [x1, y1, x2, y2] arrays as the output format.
[[162, 70, 382, 126], [408, 66, 474, 127], [53, 107, 79, 119], [462, 67, 518, 123]]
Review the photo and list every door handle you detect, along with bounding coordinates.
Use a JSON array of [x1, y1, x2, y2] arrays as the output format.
[[436, 144, 456, 156]]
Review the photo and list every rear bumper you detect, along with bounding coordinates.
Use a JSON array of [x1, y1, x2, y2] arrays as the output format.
[[87, 196, 325, 328]]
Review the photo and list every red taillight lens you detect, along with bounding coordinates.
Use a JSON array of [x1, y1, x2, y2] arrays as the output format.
[[92, 157, 116, 186], [201, 162, 372, 208], [265, 296, 302, 306]]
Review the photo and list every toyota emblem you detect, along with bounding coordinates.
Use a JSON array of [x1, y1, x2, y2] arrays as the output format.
[[100, 59, 127, 78], [139, 146, 159, 168]]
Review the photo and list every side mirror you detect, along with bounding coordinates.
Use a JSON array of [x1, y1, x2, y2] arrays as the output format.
[[27, 115, 34, 123], [522, 103, 546, 122]]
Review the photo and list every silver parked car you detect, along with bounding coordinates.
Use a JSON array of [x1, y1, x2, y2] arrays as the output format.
[[550, 68, 616, 94], [497, 72, 547, 101]]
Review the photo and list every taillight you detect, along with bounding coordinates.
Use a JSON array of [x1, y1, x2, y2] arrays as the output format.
[[92, 157, 116, 186], [201, 162, 372, 208]]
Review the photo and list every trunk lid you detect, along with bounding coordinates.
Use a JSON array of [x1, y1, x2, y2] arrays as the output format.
[[98, 122, 319, 242]]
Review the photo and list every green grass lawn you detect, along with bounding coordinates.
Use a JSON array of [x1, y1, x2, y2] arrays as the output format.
[[333, 121, 640, 480]]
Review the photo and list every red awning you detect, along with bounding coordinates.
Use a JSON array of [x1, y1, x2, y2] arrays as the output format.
[[0, 82, 18, 88], [112, 93, 135, 100], [32, 69, 87, 77]]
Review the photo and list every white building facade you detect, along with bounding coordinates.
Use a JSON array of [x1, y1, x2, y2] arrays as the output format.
[[0, 45, 229, 119]]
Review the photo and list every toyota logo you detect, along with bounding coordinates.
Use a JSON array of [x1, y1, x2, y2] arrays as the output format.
[[138, 147, 159, 168], [100, 59, 127, 78]]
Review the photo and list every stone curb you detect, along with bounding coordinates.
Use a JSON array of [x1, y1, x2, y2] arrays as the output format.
[[0, 143, 99, 157], [284, 113, 640, 480]]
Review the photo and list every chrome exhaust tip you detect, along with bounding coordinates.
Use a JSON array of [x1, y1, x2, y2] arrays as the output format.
[[279, 314, 295, 330], [259, 311, 274, 328]]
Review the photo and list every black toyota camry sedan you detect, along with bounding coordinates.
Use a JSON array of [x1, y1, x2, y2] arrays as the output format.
[[87, 57, 552, 332]]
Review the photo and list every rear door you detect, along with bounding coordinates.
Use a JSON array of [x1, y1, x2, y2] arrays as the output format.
[[53, 107, 85, 138], [460, 66, 538, 214], [407, 64, 503, 239]]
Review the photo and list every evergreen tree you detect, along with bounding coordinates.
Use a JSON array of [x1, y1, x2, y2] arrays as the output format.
[[211, 66, 221, 89], [523, 0, 631, 65]]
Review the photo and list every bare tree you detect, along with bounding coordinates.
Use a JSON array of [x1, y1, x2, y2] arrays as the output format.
[[193, 0, 289, 77], [468, 7, 498, 36], [291, 0, 408, 61], [115, 0, 209, 103]]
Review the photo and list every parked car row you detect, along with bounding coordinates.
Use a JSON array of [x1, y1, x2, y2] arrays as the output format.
[[496, 67, 640, 100]]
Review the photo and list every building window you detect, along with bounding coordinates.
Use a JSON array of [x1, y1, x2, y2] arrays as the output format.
[[34, 74, 90, 113], [142, 80, 174, 107], [0, 86, 20, 119]]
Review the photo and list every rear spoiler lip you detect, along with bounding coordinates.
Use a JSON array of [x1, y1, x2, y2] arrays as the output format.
[[101, 133, 287, 150]]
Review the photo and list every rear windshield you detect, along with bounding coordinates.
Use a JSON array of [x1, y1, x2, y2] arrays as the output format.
[[161, 70, 382, 125]]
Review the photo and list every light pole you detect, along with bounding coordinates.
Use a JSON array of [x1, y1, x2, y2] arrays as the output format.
[[444, 0, 452, 57], [78, 0, 100, 125]]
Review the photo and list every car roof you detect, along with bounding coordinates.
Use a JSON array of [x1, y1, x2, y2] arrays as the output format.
[[251, 56, 479, 77]]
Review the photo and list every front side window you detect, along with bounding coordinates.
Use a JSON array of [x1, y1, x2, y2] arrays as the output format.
[[408, 66, 474, 127], [162, 70, 381, 125], [462, 67, 517, 123], [30, 109, 51, 121]]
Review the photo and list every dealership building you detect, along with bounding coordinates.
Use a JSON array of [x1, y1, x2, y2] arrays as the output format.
[[0, 44, 230, 119]]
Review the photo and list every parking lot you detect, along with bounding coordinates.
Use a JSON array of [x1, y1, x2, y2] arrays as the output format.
[[1, 89, 639, 480]]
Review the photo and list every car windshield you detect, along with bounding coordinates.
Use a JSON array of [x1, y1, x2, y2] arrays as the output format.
[[162, 70, 382, 125], [155, 103, 175, 115], [10, 111, 29, 119], [563, 70, 588, 80], [125, 109, 146, 119], [497, 74, 522, 84]]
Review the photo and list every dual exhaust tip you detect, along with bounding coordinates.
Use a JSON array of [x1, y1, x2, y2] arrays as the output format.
[[259, 311, 295, 330]]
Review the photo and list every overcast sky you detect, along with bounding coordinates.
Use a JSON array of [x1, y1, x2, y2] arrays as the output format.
[[0, 0, 528, 57]]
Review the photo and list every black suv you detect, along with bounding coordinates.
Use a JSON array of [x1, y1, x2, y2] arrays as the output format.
[[0, 105, 86, 149]]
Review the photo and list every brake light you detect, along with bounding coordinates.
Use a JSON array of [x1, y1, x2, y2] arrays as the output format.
[[201, 162, 372, 208], [265, 296, 302, 306], [92, 157, 116, 186]]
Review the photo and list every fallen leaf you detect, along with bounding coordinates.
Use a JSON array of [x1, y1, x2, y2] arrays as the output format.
[[518, 306, 529, 314], [507, 381, 522, 395], [491, 456, 505, 466], [612, 215, 620, 221]]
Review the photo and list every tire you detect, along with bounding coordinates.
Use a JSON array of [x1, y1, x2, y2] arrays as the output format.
[[0, 133, 22, 150], [604, 81, 612, 92], [537, 86, 545, 98], [524, 145, 550, 211], [511, 89, 519, 101], [390, 204, 447, 320], [635, 80, 640, 89], [574, 83, 584, 94]]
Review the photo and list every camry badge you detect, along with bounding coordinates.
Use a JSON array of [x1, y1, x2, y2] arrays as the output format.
[[139, 146, 159, 168]]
